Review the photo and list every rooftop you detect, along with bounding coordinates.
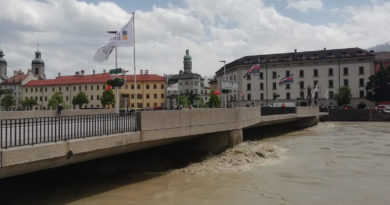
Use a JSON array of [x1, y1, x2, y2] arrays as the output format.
[[1, 74, 27, 84]]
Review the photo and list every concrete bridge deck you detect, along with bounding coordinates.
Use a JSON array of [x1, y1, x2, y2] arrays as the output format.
[[0, 107, 319, 178]]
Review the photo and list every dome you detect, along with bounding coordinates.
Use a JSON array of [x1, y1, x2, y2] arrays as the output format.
[[32, 50, 44, 65], [0, 48, 6, 64], [183, 49, 192, 61]]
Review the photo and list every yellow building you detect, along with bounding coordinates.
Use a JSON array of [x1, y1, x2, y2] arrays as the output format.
[[23, 70, 166, 110]]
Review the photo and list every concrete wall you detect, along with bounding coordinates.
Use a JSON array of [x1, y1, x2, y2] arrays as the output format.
[[0, 109, 115, 120], [329, 109, 390, 121]]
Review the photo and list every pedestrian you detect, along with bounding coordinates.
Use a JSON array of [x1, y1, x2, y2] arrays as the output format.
[[57, 104, 63, 118]]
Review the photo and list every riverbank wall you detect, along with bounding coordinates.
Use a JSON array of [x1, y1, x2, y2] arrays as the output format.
[[329, 109, 390, 121]]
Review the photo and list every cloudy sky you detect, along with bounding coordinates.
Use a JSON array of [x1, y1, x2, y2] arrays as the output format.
[[0, 0, 389, 79]]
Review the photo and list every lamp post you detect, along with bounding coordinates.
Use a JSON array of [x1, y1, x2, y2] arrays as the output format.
[[107, 30, 120, 113], [219, 60, 227, 108]]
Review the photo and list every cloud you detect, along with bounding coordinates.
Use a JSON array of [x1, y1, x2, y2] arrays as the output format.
[[0, 0, 389, 79], [286, 0, 323, 13]]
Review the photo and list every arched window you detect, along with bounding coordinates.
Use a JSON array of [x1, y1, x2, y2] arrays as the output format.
[[35, 68, 39, 74]]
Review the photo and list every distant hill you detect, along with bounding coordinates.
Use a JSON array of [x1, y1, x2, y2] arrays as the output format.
[[368, 42, 390, 52]]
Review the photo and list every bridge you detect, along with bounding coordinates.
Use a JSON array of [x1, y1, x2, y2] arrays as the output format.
[[0, 107, 320, 178]]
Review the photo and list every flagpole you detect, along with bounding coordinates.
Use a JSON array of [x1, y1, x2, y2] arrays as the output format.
[[115, 46, 119, 114], [133, 11, 137, 110]]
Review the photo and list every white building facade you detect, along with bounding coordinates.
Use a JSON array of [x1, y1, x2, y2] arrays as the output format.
[[216, 48, 375, 107]]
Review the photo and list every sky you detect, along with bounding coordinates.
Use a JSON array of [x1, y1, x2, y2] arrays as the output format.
[[0, 0, 390, 79]]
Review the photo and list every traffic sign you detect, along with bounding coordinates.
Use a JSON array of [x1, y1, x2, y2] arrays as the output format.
[[109, 68, 122, 75]]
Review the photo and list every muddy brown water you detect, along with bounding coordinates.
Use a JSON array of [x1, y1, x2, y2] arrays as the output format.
[[1, 122, 389, 205]]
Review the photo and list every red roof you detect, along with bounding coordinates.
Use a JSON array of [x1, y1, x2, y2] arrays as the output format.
[[1, 74, 28, 84], [24, 73, 165, 87]]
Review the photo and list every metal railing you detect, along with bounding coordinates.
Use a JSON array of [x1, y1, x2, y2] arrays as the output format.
[[261, 107, 297, 116], [0, 112, 139, 149]]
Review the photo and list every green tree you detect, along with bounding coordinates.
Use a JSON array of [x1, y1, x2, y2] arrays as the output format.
[[21, 98, 37, 110], [366, 64, 390, 102], [335, 86, 352, 106], [48, 92, 64, 110], [207, 91, 221, 108], [1, 94, 15, 110], [178, 95, 190, 107], [101, 89, 115, 108], [72, 91, 89, 109]]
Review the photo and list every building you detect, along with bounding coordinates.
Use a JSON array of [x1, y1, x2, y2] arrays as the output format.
[[118, 70, 166, 109], [23, 70, 166, 110], [375, 51, 390, 72], [0, 49, 46, 110], [215, 48, 376, 107], [167, 49, 205, 107]]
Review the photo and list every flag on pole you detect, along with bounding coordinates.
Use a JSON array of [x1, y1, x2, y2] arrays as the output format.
[[93, 16, 134, 62], [243, 65, 261, 78], [279, 75, 294, 85], [312, 84, 318, 99]]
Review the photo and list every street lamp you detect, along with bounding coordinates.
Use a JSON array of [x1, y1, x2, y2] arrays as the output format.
[[107, 30, 119, 113], [219, 60, 227, 108]]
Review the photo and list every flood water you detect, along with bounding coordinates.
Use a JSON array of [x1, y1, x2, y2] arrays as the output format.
[[1, 122, 390, 205]]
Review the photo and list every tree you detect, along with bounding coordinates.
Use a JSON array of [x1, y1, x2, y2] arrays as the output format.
[[48, 92, 64, 110], [335, 86, 352, 106], [207, 91, 221, 108], [101, 89, 115, 108], [72, 91, 89, 109], [21, 98, 37, 110], [366, 64, 390, 102], [178, 95, 190, 107], [1, 94, 15, 110]]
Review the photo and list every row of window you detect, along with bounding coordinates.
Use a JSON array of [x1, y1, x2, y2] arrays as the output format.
[[25, 93, 166, 102], [179, 81, 199, 86], [30, 102, 166, 110], [244, 90, 365, 101], [246, 78, 365, 91], [25, 84, 165, 93], [246, 66, 365, 80]]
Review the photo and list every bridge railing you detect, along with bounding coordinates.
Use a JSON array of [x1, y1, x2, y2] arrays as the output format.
[[0, 112, 139, 149], [261, 107, 297, 116]]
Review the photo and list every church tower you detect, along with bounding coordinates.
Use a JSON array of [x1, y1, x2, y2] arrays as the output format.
[[31, 48, 45, 80], [183, 49, 192, 74], [0, 47, 7, 80]]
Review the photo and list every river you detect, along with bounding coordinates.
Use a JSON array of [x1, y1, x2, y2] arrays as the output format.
[[1, 122, 390, 204]]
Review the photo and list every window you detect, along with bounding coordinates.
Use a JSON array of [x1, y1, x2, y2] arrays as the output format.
[[146, 85, 150, 89], [91, 85, 93, 90], [137, 85, 141, 89], [286, 93, 290, 100], [66, 96, 69, 101], [247, 94, 251, 101], [91, 95, 93, 100], [300, 81, 304, 89], [299, 70, 304, 78], [131, 85, 134, 89], [246, 75, 251, 80], [328, 68, 333, 76], [45, 88, 47, 92], [329, 80, 334, 88], [286, 70, 290, 77], [97, 95, 100, 100], [154, 94, 157, 99], [314, 69, 318, 77], [137, 103, 143, 108], [286, 84, 290, 90], [272, 71, 277, 79], [59, 87, 62, 92], [73, 87, 76, 91], [360, 90, 365, 98], [137, 94, 142, 99], [343, 67, 349, 76], [40, 88, 43, 92], [154, 103, 157, 107], [161, 94, 165, 98], [329, 91, 334, 99], [40, 96, 42, 101], [131, 94, 134, 99], [147, 103, 150, 107], [247, 83, 251, 91], [359, 78, 364, 87], [154, 84, 157, 89], [260, 72, 264, 79], [314, 80, 318, 87], [300, 91, 304, 98], [45, 96, 47, 101], [97, 85, 100, 90], [52, 87, 55, 92], [273, 82, 277, 90], [344, 79, 349, 86], [261, 93, 264, 100], [103, 85, 106, 90], [79, 86, 81, 91], [260, 83, 264, 90], [66, 86, 69, 91], [359, 66, 364, 75], [146, 94, 150, 99], [85, 85, 87, 91]]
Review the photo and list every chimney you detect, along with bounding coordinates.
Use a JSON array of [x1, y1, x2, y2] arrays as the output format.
[[14, 70, 18, 75], [140, 69, 143, 75], [324, 47, 326, 51], [294, 49, 297, 53], [145, 70, 149, 75], [103, 69, 106, 73], [179, 70, 183, 75], [93, 69, 95, 75], [80, 70, 85, 76], [75, 71, 80, 76], [58, 72, 61, 77]]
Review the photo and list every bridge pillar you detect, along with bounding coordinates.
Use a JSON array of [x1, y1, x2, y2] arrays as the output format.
[[189, 129, 243, 154]]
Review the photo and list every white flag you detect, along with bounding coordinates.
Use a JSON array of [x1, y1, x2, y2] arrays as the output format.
[[167, 83, 179, 91], [311, 84, 318, 99], [111, 16, 134, 47], [324, 88, 329, 100], [93, 16, 134, 62]]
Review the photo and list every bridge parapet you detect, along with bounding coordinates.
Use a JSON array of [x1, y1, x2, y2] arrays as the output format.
[[296, 107, 319, 117]]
